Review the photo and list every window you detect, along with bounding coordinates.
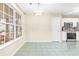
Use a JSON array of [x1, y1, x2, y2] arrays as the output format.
[[0, 3, 22, 45], [15, 12, 22, 38]]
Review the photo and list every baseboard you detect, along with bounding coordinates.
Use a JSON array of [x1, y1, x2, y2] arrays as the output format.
[[26, 39, 53, 42]]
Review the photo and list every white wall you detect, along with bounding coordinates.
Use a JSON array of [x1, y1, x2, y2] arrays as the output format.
[[23, 13, 62, 42], [24, 14, 52, 42]]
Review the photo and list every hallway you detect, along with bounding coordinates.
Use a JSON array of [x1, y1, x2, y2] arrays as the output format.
[[14, 42, 79, 56]]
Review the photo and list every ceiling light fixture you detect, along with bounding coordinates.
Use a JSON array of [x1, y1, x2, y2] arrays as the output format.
[[34, 9, 43, 16], [34, 3, 43, 16]]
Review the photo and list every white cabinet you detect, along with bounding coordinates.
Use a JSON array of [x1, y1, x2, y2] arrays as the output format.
[[76, 32, 79, 41], [62, 32, 66, 41]]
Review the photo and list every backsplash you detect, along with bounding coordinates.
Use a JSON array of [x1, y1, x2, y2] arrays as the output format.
[[62, 22, 79, 32]]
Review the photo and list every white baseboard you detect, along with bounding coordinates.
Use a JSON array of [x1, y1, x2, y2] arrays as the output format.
[[26, 39, 53, 42]]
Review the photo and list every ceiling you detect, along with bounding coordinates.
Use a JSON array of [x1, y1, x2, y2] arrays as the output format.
[[18, 3, 79, 16]]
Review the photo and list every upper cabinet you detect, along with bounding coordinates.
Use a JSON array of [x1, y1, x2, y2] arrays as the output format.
[[62, 18, 79, 32]]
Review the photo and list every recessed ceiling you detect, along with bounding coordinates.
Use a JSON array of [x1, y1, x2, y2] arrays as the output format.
[[18, 3, 79, 16]]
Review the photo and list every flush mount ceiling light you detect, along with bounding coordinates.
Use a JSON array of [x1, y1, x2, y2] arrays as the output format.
[[34, 10, 43, 16], [34, 3, 43, 16]]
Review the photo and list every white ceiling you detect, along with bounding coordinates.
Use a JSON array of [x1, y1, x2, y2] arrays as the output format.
[[18, 3, 79, 16]]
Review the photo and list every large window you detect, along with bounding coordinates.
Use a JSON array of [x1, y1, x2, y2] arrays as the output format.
[[15, 12, 22, 38], [0, 3, 22, 45]]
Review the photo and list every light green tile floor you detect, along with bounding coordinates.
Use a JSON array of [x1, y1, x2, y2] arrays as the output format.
[[14, 42, 79, 56]]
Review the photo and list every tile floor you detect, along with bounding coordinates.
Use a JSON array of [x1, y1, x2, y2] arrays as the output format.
[[14, 42, 79, 56]]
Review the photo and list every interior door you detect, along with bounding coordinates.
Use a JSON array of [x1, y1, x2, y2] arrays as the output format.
[[51, 15, 61, 42]]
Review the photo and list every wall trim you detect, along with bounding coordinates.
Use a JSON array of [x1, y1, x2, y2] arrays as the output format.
[[26, 39, 53, 42]]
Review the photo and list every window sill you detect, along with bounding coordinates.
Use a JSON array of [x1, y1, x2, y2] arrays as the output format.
[[0, 36, 22, 49]]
